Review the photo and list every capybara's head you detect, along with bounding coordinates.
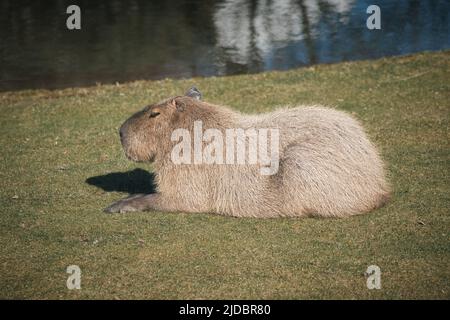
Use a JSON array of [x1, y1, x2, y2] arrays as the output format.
[[119, 87, 202, 162]]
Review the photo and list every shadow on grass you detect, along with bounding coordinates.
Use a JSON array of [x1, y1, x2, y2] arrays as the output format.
[[86, 168, 156, 194]]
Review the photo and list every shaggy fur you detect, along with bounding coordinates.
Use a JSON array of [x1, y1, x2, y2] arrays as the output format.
[[105, 88, 390, 218]]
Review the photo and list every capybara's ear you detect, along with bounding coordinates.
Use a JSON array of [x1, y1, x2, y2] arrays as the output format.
[[185, 87, 202, 100], [170, 98, 186, 112]]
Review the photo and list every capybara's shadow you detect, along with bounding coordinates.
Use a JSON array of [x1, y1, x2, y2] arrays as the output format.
[[86, 168, 156, 194]]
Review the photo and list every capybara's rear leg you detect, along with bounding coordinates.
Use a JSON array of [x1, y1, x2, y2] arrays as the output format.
[[104, 194, 158, 213]]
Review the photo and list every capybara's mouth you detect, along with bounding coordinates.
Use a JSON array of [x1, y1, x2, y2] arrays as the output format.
[[120, 142, 139, 162], [123, 151, 138, 162], [122, 148, 155, 163]]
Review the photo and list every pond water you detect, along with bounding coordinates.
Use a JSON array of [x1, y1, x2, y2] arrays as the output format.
[[0, 0, 449, 91]]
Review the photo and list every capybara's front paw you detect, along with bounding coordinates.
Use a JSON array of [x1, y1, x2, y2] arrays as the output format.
[[104, 199, 138, 214]]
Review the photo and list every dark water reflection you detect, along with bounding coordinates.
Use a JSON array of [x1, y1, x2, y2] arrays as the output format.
[[0, 0, 449, 91]]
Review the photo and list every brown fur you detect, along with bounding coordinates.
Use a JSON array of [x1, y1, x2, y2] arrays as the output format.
[[105, 89, 390, 218]]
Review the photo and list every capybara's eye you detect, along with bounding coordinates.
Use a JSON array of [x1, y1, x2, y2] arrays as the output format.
[[149, 110, 160, 118]]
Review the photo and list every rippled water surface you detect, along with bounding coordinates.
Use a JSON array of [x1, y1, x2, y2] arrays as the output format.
[[0, 0, 449, 91]]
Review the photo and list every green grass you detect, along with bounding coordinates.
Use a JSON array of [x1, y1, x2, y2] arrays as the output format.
[[0, 51, 449, 299]]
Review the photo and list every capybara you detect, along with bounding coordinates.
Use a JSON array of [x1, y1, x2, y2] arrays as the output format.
[[105, 87, 390, 218]]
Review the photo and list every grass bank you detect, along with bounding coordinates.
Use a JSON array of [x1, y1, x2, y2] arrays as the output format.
[[0, 51, 449, 299]]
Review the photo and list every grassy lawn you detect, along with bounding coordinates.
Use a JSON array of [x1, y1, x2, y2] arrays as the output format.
[[0, 51, 449, 299]]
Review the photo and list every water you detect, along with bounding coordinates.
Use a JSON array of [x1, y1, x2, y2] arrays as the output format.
[[0, 0, 449, 91]]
